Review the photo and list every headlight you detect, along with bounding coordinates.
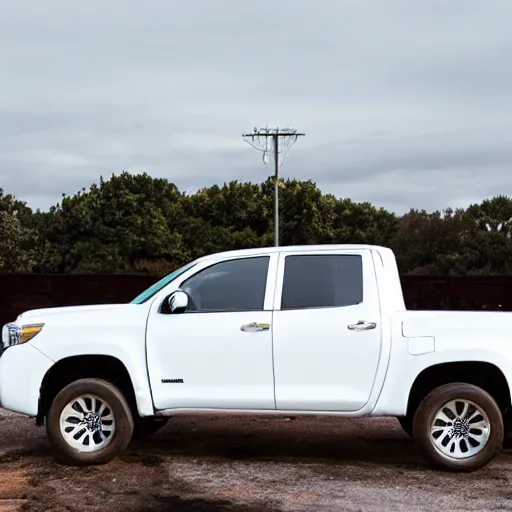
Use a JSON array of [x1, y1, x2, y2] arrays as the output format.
[[2, 323, 21, 350], [1, 322, 44, 351]]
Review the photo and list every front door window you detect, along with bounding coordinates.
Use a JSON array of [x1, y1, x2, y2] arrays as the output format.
[[181, 256, 270, 312]]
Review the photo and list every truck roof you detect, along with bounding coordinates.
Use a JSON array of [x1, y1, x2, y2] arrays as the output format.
[[199, 244, 392, 261]]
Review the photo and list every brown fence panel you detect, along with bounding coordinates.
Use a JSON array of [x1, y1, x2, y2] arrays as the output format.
[[0, 274, 511, 326], [401, 275, 512, 312], [0, 274, 154, 325]]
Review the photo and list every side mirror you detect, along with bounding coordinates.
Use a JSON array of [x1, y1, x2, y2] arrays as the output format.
[[167, 290, 189, 314]]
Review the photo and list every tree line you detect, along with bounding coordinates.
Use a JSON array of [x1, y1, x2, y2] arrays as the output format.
[[1, 171, 511, 276]]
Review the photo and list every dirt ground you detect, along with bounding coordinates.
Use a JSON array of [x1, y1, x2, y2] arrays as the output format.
[[1, 410, 512, 511]]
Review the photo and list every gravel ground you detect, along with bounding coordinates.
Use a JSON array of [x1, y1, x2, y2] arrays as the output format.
[[0, 409, 512, 511]]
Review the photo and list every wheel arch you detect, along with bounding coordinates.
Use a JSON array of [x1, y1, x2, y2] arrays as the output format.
[[37, 354, 145, 426], [406, 361, 512, 420]]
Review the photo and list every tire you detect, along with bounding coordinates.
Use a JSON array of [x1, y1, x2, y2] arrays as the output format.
[[412, 382, 503, 472], [133, 417, 169, 439], [397, 415, 413, 437], [46, 378, 134, 466]]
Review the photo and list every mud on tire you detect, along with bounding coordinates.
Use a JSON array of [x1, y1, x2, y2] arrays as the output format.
[[412, 382, 503, 472], [46, 378, 134, 466]]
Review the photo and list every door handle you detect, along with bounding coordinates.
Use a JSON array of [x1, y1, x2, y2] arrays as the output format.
[[348, 320, 377, 331], [241, 322, 270, 333]]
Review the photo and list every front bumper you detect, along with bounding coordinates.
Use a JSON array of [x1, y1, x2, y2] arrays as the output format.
[[0, 343, 54, 416]]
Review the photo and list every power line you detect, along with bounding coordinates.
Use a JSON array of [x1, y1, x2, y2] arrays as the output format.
[[242, 126, 305, 246]]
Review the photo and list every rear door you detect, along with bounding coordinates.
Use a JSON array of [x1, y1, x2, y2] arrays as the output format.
[[272, 249, 383, 411]]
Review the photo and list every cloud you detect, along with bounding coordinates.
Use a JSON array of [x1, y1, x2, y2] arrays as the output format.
[[1, 0, 511, 214]]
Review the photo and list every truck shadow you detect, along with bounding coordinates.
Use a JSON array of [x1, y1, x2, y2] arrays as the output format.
[[128, 416, 422, 468], [6, 414, 511, 471]]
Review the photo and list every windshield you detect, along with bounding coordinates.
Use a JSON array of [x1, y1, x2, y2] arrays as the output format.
[[130, 261, 197, 304]]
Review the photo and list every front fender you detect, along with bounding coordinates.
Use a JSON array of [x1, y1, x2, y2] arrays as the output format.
[[30, 321, 154, 417], [42, 344, 155, 417]]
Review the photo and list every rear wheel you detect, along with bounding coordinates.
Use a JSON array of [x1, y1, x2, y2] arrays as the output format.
[[47, 378, 134, 466], [413, 383, 503, 472]]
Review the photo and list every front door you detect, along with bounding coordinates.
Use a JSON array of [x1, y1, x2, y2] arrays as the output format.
[[146, 254, 277, 411], [272, 250, 383, 412]]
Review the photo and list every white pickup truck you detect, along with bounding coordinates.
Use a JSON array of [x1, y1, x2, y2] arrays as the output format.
[[0, 244, 510, 472]]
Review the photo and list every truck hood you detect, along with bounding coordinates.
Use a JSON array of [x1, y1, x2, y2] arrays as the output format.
[[15, 304, 140, 325]]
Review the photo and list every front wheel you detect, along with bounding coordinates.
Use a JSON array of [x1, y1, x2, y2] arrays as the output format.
[[413, 383, 503, 472], [46, 378, 134, 466]]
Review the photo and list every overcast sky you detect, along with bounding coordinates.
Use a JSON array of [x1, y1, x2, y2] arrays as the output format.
[[1, 1, 512, 214]]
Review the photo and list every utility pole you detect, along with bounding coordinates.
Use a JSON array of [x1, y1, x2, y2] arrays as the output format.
[[242, 126, 305, 246]]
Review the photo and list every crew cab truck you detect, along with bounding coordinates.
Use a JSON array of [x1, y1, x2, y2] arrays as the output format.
[[0, 244, 510, 471]]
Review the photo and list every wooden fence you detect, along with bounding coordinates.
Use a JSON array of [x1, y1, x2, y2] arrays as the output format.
[[0, 274, 510, 325]]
